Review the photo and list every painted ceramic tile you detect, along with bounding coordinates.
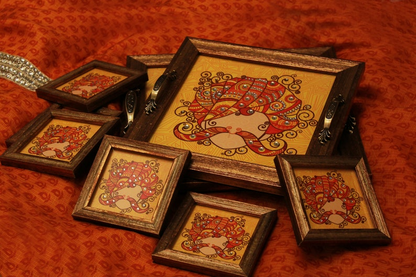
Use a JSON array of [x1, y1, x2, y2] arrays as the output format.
[[150, 56, 335, 167], [20, 119, 100, 162], [89, 149, 172, 223], [294, 168, 375, 230], [172, 205, 259, 264], [56, 68, 127, 99]]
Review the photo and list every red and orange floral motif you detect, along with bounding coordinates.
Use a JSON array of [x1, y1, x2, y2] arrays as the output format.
[[98, 159, 164, 214], [28, 124, 91, 160], [181, 213, 250, 261], [61, 72, 123, 99], [174, 72, 316, 157], [297, 171, 366, 228]]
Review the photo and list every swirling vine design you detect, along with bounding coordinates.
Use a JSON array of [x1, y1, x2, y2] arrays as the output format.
[[173, 71, 317, 157], [180, 213, 251, 261], [297, 170, 366, 228]]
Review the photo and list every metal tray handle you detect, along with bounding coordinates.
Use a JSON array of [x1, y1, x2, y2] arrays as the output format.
[[318, 94, 344, 144]]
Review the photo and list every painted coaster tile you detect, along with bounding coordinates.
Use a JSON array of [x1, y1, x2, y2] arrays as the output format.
[[275, 155, 391, 246], [153, 192, 277, 277]]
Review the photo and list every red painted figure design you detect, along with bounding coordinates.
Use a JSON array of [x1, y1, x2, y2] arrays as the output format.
[[61, 72, 123, 99], [297, 171, 366, 228], [174, 72, 315, 157], [98, 159, 164, 214], [28, 124, 91, 160], [181, 213, 251, 260]]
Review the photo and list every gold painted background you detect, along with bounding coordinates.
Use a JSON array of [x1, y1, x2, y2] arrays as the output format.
[[149, 56, 335, 167], [88, 149, 173, 223]]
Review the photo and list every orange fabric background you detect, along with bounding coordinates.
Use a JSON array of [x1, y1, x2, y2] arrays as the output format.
[[1, 0, 415, 276]]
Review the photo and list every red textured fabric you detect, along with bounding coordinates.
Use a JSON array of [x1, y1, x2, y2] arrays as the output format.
[[1, 0, 415, 276]]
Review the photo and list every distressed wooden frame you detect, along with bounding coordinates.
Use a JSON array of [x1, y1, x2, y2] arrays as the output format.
[[72, 135, 191, 236], [5, 103, 122, 147], [36, 60, 148, 112], [126, 47, 337, 129], [125, 38, 364, 195], [0, 109, 119, 178], [152, 192, 277, 277], [275, 155, 391, 246]]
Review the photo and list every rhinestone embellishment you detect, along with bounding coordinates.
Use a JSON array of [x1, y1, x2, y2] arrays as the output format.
[[0, 52, 51, 91]]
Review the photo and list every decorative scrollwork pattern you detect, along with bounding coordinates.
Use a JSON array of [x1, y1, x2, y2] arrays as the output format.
[[173, 71, 316, 157], [180, 213, 251, 261], [297, 170, 367, 228]]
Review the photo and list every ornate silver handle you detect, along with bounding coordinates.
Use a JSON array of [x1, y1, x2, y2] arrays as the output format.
[[145, 70, 176, 115], [318, 94, 344, 144], [123, 89, 139, 135]]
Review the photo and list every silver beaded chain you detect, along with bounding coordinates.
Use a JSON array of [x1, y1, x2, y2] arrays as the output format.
[[0, 51, 51, 91]]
